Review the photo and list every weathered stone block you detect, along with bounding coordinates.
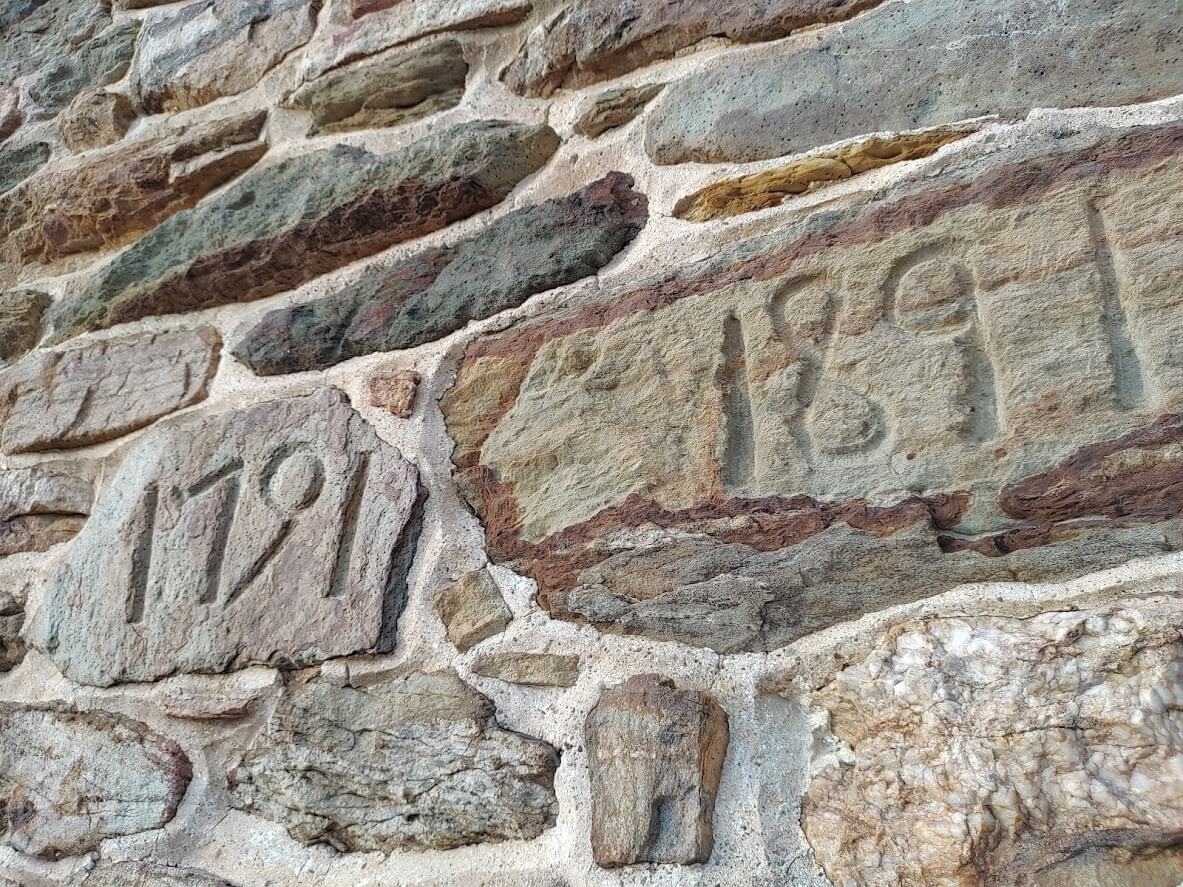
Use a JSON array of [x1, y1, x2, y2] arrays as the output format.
[[0, 466, 92, 556], [0, 592, 24, 671], [574, 84, 665, 139], [52, 120, 559, 342], [287, 38, 467, 135], [436, 568, 512, 652], [441, 123, 1183, 652], [29, 388, 424, 686], [0, 704, 191, 859], [502, 0, 883, 97], [369, 369, 421, 418], [470, 652, 581, 687], [134, 0, 320, 114], [0, 288, 49, 365], [57, 88, 136, 153], [0, 89, 19, 144], [0, 112, 268, 268], [802, 599, 1183, 886], [0, 327, 221, 454], [646, 0, 1183, 164], [74, 864, 236, 887], [233, 172, 646, 375], [0, 141, 48, 195], [229, 669, 559, 851], [586, 675, 729, 866]]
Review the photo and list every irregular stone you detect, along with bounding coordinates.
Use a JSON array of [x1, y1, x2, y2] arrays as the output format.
[[675, 129, 971, 221], [233, 172, 647, 375], [586, 674, 729, 866], [57, 88, 136, 153], [470, 652, 580, 687], [0, 113, 268, 268], [0, 89, 19, 144], [52, 120, 559, 343], [155, 670, 278, 721], [134, 0, 320, 114], [304, 0, 531, 78], [29, 389, 424, 686], [801, 599, 1183, 886], [369, 369, 420, 418], [0, 0, 139, 120], [574, 84, 665, 139], [436, 568, 512, 652], [647, 0, 1183, 164], [75, 863, 235, 887], [0, 466, 92, 556], [0, 592, 24, 671], [0, 141, 49, 195], [287, 38, 467, 135], [502, 0, 883, 97], [229, 669, 559, 851], [0, 704, 191, 859], [441, 122, 1183, 652], [0, 327, 221, 454], [0, 288, 49, 364]]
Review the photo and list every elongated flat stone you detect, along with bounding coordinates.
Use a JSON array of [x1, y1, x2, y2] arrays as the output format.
[[502, 0, 883, 97], [287, 38, 467, 135], [0, 466, 92, 556], [0, 704, 191, 859], [29, 389, 423, 686], [0, 327, 221, 454], [470, 652, 581, 688], [51, 120, 559, 343], [0, 112, 267, 268], [75, 864, 235, 887], [233, 172, 646, 375], [441, 122, 1183, 652], [229, 669, 559, 851], [0, 0, 139, 120], [134, 0, 320, 113], [0, 288, 49, 365], [647, 0, 1183, 164], [574, 84, 665, 139]]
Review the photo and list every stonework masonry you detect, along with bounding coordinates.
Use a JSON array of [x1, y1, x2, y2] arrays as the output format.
[[0, 1, 1181, 886]]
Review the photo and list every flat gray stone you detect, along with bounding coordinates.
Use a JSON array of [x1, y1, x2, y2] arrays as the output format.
[[134, 0, 320, 113], [646, 0, 1183, 163], [30, 388, 424, 686], [0, 327, 222, 454], [0, 466, 92, 556], [74, 863, 236, 887], [229, 669, 559, 851], [0, 704, 191, 859], [470, 652, 581, 688], [0, 141, 49, 195], [0, 289, 49, 364]]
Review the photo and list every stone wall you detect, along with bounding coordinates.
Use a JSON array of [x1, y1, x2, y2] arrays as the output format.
[[1, 1, 1182, 885]]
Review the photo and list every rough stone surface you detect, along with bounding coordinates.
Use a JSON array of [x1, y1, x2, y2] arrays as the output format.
[[0, 89, 19, 144], [647, 0, 1183, 164], [0, 288, 49, 364], [0, 704, 192, 859], [801, 598, 1183, 887], [0, 592, 24, 671], [228, 670, 559, 852], [52, 120, 559, 342], [0, 0, 139, 121], [585, 674, 729, 866], [368, 369, 420, 418], [233, 172, 646, 375], [74, 864, 235, 887], [156, 671, 277, 721], [503, 0, 883, 97], [0, 466, 92, 556], [134, 0, 320, 114], [0, 327, 221, 454], [0, 113, 268, 268], [57, 88, 137, 153], [675, 129, 971, 221], [30, 388, 423, 686], [287, 38, 467, 135], [436, 568, 513, 653], [442, 123, 1183, 652], [470, 652, 581, 688], [0, 141, 49, 195], [574, 84, 665, 139]]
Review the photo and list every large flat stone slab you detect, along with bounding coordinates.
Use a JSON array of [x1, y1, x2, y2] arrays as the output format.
[[0, 704, 191, 859], [51, 120, 559, 342], [234, 172, 647, 375], [801, 598, 1183, 886], [0, 112, 267, 268], [441, 122, 1183, 652], [29, 389, 423, 686], [502, 0, 882, 97], [646, 0, 1183, 164], [229, 669, 559, 851], [134, 0, 319, 114], [0, 466, 92, 556], [0, 327, 221, 454]]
